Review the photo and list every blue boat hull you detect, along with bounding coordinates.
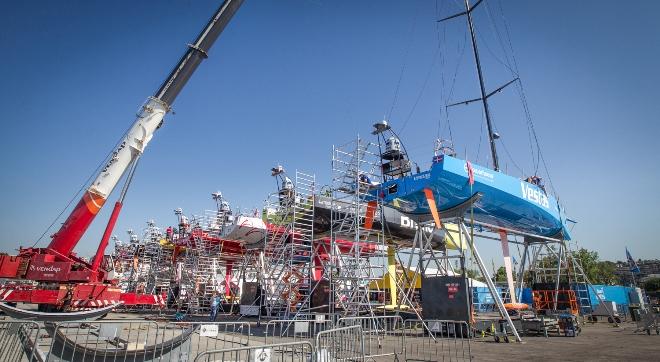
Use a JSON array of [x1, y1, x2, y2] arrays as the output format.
[[375, 155, 571, 240]]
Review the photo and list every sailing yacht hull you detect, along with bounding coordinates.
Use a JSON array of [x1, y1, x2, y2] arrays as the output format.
[[376, 155, 571, 240]]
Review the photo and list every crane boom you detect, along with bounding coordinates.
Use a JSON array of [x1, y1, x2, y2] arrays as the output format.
[[48, 0, 244, 257]]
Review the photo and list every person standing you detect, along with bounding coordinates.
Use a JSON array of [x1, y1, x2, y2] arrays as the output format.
[[210, 292, 220, 321]]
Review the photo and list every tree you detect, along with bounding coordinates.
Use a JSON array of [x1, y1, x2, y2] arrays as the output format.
[[571, 248, 617, 285], [495, 266, 507, 283], [453, 267, 485, 282], [522, 247, 618, 285], [595, 261, 618, 285], [643, 278, 660, 291], [466, 268, 484, 282]]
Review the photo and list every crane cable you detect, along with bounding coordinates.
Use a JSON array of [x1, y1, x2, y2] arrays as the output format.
[[31, 121, 138, 248]]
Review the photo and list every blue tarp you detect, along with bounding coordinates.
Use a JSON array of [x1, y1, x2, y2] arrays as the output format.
[[471, 285, 634, 314], [471, 287, 533, 311], [472, 286, 498, 312], [520, 288, 533, 304], [588, 285, 633, 308]]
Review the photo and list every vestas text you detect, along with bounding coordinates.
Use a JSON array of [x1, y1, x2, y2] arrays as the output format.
[[520, 182, 549, 208]]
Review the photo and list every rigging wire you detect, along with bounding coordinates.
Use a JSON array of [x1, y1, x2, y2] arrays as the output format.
[[435, 0, 449, 141], [440, 25, 469, 145], [479, 0, 555, 195], [494, 0, 558, 197], [399, 0, 446, 136], [475, 108, 485, 164], [400, 44, 441, 134], [387, 4, 421, 121], [487, 103, 525, 174], [483, 0, 540, 175], [470, 3, 532, 176]]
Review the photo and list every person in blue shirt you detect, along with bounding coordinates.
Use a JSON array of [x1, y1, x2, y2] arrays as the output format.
[[210, 292, 221, 321]]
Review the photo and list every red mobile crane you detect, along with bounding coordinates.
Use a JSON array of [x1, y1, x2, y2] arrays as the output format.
[[0, 0, 244, 316]]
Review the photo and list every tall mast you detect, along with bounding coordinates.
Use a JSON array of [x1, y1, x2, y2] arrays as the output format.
[[464, 0, 500, 171]]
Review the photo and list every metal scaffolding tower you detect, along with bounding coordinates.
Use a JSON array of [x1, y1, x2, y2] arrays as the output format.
[[171, 194, 241, 314], [519, 239, 610, 318], [112, 221, 173, 311], [261, 169, 315, 319], [329, 137, 387, 317]]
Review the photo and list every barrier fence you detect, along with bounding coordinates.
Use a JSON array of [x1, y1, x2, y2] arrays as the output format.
[[315, 325, 364, 362], [45, 320, 250, 362], [0, 316, 472, 361], [403, 319, 472, 361], [194, 341, 314, 362], [337, 315, 404, 359], [264, 318, 334, 344], [46, 320, 163, 362], [0, 320, 43, 362], [159, 321, 251, 361]]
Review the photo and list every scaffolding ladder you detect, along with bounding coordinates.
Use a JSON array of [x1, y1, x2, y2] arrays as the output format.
[[329, 137, 387, 318], [262, 170, 315, 319]]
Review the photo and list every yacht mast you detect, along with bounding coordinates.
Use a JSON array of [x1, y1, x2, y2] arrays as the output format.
[[464, 0, 500, 171]]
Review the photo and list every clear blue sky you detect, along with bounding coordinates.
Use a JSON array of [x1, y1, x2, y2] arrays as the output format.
[[1, 0, 658, 266]]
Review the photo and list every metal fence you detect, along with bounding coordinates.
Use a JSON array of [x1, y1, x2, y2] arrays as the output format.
[[315, 325, 364, 362], [403, 319, 472, 361], [264, 318, 334, 344], [46, 320, 163, 362], [336, 315, 404, 359], [160, 321, 251, 361], [194, 341, 314, 362], [45, 320, 250, 362], [0, 316, 473, 361], [0, 320, 43, 362]]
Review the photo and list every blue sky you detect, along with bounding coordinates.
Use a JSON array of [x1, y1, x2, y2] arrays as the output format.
[[1, 0, 658, 266]]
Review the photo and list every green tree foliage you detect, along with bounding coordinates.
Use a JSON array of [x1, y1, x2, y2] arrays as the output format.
[[495, 266, 507, 282], [596, 261, 618, 285], [466, 269, 484, 282], [643, 278, 660, 291], [453, 268, 485, 282], [572, 248, 617, 285], [523, 247, 618, 285]]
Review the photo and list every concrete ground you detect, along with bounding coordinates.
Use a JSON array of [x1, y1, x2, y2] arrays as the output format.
[[469, 321, 659, 361]]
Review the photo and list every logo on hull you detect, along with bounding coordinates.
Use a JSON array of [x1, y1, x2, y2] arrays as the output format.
[[520, 182, 549, 208]]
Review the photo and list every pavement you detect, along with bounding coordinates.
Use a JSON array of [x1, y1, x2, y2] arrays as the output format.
[[469, 321, 659, 361]]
